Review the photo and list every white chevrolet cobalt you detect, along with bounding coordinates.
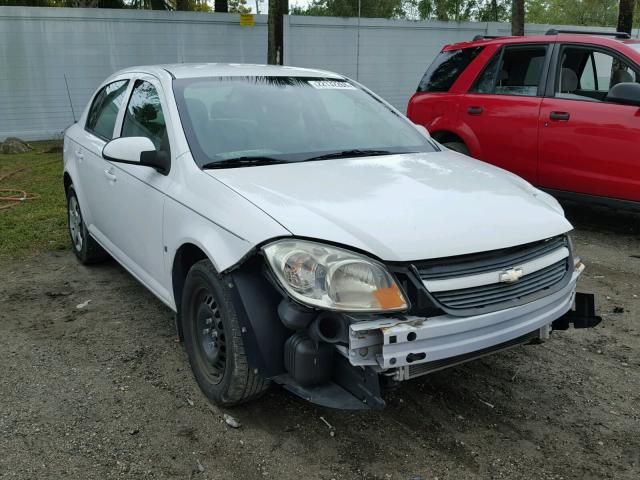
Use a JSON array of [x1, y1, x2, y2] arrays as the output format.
[[63, 64, 599, 409]]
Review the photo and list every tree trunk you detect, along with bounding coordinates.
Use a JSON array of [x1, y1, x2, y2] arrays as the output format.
[[511, 0, 525, 36], [214, 0, 229, 12], [268, 0, 288, 65], [491, 0, 498, 22], [175, 0, 189, 11], [617, 0, 636, 34]]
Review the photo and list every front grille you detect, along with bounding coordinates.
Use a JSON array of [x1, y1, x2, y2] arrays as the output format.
[[415, 235, 567, 280], [413, 235, 570, 313], [433, 258, 568, 309]]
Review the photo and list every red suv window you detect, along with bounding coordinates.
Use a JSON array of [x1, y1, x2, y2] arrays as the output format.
[[471, 45, 548, 97], [417, 47, 483, 93]]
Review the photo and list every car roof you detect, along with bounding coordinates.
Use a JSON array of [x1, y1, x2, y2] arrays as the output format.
[[113, 63, 344, 80], [443, 34, 640, 51]]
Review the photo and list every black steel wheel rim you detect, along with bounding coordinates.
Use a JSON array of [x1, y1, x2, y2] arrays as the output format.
[[193, 289, 227, 384]]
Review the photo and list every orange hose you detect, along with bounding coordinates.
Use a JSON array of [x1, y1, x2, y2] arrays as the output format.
[[0, 168, 41, 210]]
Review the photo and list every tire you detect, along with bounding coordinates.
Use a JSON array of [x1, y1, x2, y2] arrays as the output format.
[[181, 259, 269, 406], [443, 141, 470, 156], [66, 185, 108, 265]]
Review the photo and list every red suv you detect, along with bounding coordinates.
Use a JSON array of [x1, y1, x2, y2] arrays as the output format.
[[407, 30, 640, 206]]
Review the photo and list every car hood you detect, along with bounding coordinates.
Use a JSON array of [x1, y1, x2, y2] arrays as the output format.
[[205, 151, 573, 262]]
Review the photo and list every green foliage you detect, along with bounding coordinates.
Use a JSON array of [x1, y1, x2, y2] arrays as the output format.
[[527, 0, 619, 27], [290, 0, 638, 28], [415, 0, 477, 21], [229, 0, 250, 13], [290, 0, 406, 18], [0, 142, 68, 259]]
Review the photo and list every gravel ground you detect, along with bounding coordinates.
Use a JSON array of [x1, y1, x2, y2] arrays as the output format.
[[1, 206, 639, 480]]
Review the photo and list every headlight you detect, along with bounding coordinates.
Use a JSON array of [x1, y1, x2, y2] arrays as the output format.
[[263, 239, 408, 312]]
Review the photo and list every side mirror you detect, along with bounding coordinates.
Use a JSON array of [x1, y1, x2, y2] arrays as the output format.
[[414, 124, 430, 137], [605, 82, 640, 107], [102, 137, 170, 175]]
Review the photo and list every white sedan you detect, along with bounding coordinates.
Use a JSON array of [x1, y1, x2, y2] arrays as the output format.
[[63, 64, 595, 409]]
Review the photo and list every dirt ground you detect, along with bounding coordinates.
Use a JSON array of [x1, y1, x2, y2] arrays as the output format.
[[1, 205, 639, 480]]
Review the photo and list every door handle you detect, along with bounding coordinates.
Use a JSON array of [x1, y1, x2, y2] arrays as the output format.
[[467, 106, 483, 115], [104, 168, 117, 182], [549, 111, 570, 121]]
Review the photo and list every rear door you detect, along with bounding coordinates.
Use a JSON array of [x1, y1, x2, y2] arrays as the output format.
[[538, 44, 640, 201], [77, 78, 130, 238], [459, 43, 552, 183]]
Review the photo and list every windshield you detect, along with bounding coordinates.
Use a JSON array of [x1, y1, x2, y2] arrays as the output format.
[[173, 76, 437, 167]]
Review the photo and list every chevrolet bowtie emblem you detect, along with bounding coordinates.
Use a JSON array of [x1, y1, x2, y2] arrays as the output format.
[[499, 268, 524, 283]]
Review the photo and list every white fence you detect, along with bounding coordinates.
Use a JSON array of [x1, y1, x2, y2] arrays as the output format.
[[0, 6, 636, 140]]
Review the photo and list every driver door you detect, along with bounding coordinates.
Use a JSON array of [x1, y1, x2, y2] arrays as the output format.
[[538, 44, 640, 202]]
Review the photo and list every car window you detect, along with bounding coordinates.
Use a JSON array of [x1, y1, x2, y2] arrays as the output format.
[[417, 47, 483, 93], [174, 76, 437, 167], [85, 80, 129, 140], [557, 47, 639, 102], [471, 46, 547, 96], [121, 80, 169, 153]]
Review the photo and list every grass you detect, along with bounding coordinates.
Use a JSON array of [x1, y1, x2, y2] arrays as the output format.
[[0, 141, 68, 260]]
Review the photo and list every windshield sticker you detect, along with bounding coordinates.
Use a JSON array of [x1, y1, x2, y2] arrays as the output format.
[[308, 80, 356, 90]]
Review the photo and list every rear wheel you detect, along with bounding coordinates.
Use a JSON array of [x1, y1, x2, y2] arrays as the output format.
[[66, 185, 108, 264], [443, 141, 470, 156], [181, 259, 269, 406]]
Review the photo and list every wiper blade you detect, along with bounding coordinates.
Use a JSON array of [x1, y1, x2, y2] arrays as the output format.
[[202, 156, 288, 169], [302, 149, 394, 162]]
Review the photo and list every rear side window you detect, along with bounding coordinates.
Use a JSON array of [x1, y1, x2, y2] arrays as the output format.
[[417, 47, 483, 93], [471, 45, 548, 96], [85, 80, 129, 140]]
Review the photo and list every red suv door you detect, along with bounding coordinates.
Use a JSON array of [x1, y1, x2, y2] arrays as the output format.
[[539, 44, 640, 202], [459, 44, 552, 183]]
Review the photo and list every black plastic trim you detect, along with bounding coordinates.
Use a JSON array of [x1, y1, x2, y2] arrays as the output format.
[[542, 188, 640, 211]]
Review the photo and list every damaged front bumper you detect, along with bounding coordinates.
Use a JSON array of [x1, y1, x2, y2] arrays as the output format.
[[345, 265, 588, 380]]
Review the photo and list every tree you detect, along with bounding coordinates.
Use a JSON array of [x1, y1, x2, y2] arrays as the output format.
[[268, 0, 288, 65], [527, 0, 619, 27], [416, 0, 477, 21], [475, 0, 511, 22], [291, 0, 405, 18], [617, 0, 636, 33], [214, 0, 228, 11], [511, 0, 524, 35], [229, 0, 250, 13]]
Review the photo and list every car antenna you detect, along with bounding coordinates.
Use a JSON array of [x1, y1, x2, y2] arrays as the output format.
[[64, 73, 76, 123]]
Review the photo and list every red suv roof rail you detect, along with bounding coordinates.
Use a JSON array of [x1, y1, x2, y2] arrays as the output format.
[[545, 28, 631, 39], [471, 35, 506, 41]]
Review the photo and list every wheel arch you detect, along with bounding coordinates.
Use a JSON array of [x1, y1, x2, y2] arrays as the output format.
[[431, 126, 483, 158], [63, 171, 73, 196], [170, 240, 288, 377], [431, 130, 466, 145], [171, 242, 210, 339]]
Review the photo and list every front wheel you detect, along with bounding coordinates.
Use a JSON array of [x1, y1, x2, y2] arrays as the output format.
[[66, 185, 108, 264], [181, 259, 269, 406]]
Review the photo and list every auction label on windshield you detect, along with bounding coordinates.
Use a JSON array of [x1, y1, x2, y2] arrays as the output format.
[[308, 80, 356, 90]]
